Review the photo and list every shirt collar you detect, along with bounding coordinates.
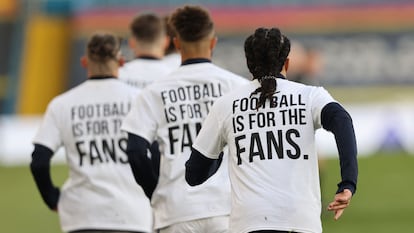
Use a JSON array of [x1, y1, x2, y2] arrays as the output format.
[[181, 58, 211, 66], [135, 55, 160, 60], [88, 75, 116, 80]]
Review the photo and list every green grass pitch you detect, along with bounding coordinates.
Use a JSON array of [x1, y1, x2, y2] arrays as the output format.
[[1, 151, 413, 232]]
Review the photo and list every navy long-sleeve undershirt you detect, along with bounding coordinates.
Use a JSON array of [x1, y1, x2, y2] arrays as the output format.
[[31, 136, 162, 208], [321, 102, 358, 194], [30, 144, 60, 210], [185, 151, 224, 186], [126, 133, 160, 199], [185, 102, 358, 195]]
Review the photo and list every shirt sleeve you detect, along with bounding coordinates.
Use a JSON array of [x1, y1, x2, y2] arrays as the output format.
[[192, 100, 226, 159], [126, 133, 158, 199], [321, 102, 358, 194], [32, 99, 62, 152], [121, 90, 158, 143], [30, 144, 60, 210], [185, 149, 224, 186], [310, 87, 336, 129]]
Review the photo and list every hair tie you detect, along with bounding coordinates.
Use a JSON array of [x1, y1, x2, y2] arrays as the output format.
[[259, 74, 286, 84], [259, 75, 277, 84], [260, 75, 277, 81]]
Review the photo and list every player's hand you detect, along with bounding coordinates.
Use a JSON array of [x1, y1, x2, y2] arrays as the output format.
[[327, 189, 352, 220]]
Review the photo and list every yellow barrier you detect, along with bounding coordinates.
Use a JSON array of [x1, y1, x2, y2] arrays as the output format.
[[17, 15, 70, 114]]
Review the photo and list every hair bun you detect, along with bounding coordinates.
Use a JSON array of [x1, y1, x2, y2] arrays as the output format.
[[87, 32, 120, 62]]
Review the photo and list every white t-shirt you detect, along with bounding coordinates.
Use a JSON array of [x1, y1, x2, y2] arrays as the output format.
[[33, 78, 152, 233], [162, 53, 181, 70], [119, 58, 174, 89], [192, 78, 336, 233], [122, 62, 248, 229]]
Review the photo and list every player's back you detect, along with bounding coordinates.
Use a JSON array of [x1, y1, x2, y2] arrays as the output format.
[[200, 78, 335, 233], [145, 61, 248, 160], [119, 58, 174, 89], [37, 78, 152, 232], [133, 61, 248, 229]]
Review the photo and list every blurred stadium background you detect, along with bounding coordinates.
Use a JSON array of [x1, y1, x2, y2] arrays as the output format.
[[0, 0, 413, 232]]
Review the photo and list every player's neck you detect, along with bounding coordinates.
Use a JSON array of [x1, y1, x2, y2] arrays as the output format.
[[87, 69, 118, 79], [180, 49, 212, 62], [280, 69, 287, 77], [86, 60, 119, 79], [135, 52, 163, 59], [134, 47, 164, 59], [177, 38, 213, 62]]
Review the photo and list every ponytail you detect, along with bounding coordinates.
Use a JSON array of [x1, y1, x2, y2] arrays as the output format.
[[244, 28, 291, 109]]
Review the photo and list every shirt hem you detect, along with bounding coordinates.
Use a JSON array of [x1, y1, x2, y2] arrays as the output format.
[[61, 222, 151, 233], [154, 210, 229, 230]]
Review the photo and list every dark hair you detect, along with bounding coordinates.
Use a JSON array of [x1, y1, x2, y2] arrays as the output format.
[[163, 15, 176, 55], [130, 12, 164, 43], [87, 32, 121, 63], [169, 5, 214, 42], [244, 28, 291, 110]]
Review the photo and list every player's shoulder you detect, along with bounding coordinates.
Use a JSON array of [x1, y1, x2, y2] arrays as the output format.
[[279, 79, 334, 101], [196, 63, 249, 89], [44, 87, 77, 113], [121, 59, 145, 69], [210, 63, 246, 80], [280, 78, 321, 91], [214, 80, 256, 106], [49, 82, 86, 105], [54, 78, 136, 100], [119, 59, 150, 74], [208, 85, 252, 120], [119, 60, 143, 77]]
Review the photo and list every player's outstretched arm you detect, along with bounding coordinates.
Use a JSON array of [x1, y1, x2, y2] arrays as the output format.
[[321, 102, 358, 220], [126, 133, 159, 199], [185, 148, 223, 186], [30, 144, 60, 211]]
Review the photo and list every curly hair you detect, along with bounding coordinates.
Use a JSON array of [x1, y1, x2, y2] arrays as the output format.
[[169, 5, 214, 42], [244, 28, 291, 109]]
